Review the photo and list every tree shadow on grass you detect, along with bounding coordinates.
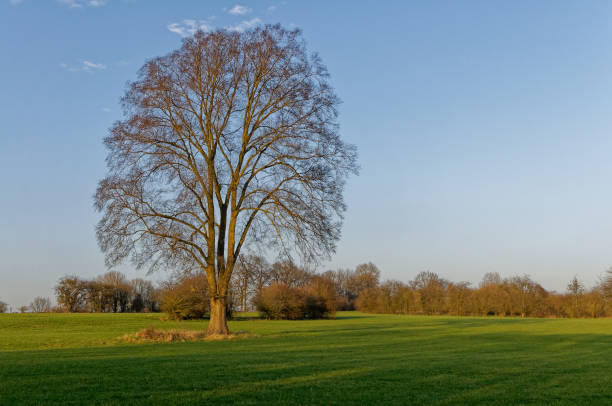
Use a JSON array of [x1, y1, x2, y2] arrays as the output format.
[[230, 315, 263, 321]]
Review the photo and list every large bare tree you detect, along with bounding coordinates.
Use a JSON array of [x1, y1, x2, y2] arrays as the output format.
[[95, 25, 357, 335]]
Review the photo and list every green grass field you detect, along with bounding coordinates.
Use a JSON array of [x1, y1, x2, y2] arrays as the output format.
[[1, 312, 611, 405]]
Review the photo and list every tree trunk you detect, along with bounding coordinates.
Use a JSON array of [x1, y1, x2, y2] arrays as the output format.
[[207, 296, 229, 336]]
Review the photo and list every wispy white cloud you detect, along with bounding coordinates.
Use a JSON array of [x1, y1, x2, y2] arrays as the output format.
[[57, 0, 106, 8], [267, 5, 276, 13], [58, 0, 82, 8], [167, 15, 262, 37], [60, 60, 107, 72], [9, 0, 24, 6], [226, 18, 262, 33], [167, 19, 214, 37], [83, 60, 106, 70], [102, 107, 111, 112], [228, 4, 250, 15]]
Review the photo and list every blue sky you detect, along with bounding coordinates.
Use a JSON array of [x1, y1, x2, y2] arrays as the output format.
[[2, 0, 612, 308]]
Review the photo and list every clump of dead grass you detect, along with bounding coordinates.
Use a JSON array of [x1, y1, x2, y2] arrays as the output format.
[[118, 327, 257, 343], [119, 327, 204, 343]]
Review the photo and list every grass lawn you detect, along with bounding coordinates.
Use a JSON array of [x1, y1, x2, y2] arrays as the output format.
[[0, 312, 611, 405]]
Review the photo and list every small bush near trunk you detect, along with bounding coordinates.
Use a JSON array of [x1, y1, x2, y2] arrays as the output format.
[[159, 274, 209, 320]]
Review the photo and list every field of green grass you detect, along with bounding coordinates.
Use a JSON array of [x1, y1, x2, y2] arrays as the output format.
[[1, 312, 611, 405]]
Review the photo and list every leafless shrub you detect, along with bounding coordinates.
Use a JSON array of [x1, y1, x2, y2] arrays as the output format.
[[255, 282, 333, 320], [29, 297, 52, 313], [159, 273, 209, 320]]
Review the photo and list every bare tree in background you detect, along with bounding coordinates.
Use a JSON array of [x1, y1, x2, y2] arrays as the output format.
[[507, 275, 537, 318], [98, 271, 131, 313], [269, 260, 312, 287], [232, 255, 256, 312], [413, 271, 447, 315], [55, 276, 86, 312], [248, 255, 271, 299], [0, 301, 7, 313], [130, 279, 156, 312], [30, 297, 52, 313], [95, 25, 358, 335], [348, 263, 381, 298], [603, 267, 612, 299], [567, 276, 584, 318]]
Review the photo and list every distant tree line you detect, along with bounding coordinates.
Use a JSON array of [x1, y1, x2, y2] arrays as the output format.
[[48, 259, 370, 319], [27, 262, 612, 319], [354, 270, 612, 318], [230, 258, 612, 318], [54, 271, 158, 313]]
